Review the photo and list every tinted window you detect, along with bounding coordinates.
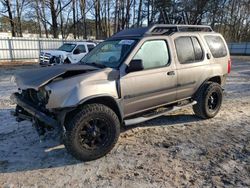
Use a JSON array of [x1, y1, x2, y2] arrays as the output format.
[[175, 36, 204, 64], [133, 40, 169, 69], [175, 37, 195, 64], [87, 44, 95, 52], [192, 37, 203, 61], [76, 45, 86, 53], [205, 35, 227, 58]]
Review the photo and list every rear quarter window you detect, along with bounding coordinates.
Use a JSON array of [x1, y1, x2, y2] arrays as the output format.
[[204, 35, 227, 58]]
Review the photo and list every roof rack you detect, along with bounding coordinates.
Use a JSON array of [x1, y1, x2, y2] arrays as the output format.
[[110, 24, 213, 39], [145, 24, 213, 36]]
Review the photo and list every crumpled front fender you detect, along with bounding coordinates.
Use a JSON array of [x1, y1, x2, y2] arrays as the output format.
[[45, 69, 119, 109]]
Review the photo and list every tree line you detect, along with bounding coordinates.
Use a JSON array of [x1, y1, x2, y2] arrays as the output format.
[[0, 0, 250, 42]]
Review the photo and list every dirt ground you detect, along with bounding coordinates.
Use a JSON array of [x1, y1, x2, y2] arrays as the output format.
[[0, 58, 249, 187]]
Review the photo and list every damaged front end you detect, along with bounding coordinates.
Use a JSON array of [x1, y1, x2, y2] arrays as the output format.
[[11, 89, 60, 136], [10, 64, 117, 138]]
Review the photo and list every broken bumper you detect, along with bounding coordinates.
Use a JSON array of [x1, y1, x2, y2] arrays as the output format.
[[10, 92, 59, 127]]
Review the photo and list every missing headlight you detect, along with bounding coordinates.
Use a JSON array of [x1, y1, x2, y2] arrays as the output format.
[[37, 88, 49, 104], [28, 88, 49, 106]]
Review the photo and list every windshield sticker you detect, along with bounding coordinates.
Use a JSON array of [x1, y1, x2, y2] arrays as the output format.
[[118, 40, 135, 45]]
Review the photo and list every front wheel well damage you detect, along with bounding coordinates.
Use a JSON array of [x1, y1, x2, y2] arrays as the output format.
[[64, 96, 122, 126]]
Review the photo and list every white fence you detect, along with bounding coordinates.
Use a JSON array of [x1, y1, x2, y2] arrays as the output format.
[[0, 37, 98, 62], [0, 37, 249, 62]]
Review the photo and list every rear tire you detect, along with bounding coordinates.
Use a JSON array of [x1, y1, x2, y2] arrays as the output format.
[[64, 104, 120, 161], [193, 82, 223, 119]]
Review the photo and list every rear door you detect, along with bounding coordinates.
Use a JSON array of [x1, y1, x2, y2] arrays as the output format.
[[120, 38, 177, 117], [173, 34, 210, 99]]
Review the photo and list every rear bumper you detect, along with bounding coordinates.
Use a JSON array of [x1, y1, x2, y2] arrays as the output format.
[[10, 93, 60, 127]]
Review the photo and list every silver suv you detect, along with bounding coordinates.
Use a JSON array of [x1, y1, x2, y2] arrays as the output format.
[[11, 24, 231, 161]]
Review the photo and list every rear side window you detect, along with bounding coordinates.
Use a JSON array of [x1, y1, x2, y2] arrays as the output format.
[[87, 44, 95, 52], [204, 35, 227, 58], [175, 36, 204, 64]]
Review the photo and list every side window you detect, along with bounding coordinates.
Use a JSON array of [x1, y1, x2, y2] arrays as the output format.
[[175, 37, 195, 64], [76, 45, 86, 53], [175, 36, 204, 64], [192, 37, 203, 61], [204, 35, 227, 58], [133, 40, 170, 70], [87, 44, 95, 52]]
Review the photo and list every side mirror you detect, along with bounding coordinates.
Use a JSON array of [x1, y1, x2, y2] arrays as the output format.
[[127, 59, 144, 73], [73, 48, 80, 54]]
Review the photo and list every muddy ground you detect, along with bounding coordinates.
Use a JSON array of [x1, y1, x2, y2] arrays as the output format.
[[0, 58, 249, 187]]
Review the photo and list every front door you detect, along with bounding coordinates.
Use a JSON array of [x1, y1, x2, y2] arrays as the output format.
[[120, 39, 177, 117], [71, 45, 88, 63]]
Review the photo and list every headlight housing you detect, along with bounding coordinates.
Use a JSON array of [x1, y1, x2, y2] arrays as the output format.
[[37, 87, 49, 104], [28, 88, 49, 106]]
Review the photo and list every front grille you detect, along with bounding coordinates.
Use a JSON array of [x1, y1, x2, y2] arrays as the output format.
[[40, 52, 51, 64]]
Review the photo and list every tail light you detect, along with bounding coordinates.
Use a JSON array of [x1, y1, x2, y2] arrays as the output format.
[[228, 58, 232, 74]]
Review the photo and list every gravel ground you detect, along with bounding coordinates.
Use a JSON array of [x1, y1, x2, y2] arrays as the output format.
[[0, 59, 249, 187]]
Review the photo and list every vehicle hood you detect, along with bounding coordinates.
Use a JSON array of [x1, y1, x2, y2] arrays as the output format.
[[41, 50, 69, 57], [15, 64, 99, 90]]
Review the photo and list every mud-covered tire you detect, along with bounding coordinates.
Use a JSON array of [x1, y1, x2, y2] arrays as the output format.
[[193, 82, 223, 119], [64, 104, 120, 161]]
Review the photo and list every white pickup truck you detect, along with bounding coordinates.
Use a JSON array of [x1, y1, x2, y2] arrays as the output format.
[[39, 42, 96, 66]]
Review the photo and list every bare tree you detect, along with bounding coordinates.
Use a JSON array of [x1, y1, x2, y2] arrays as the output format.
[[0, 0, 16, 36], [15, 0, 28, 37], [137, 0, 142, 27], [41, 0, 49, 37], [0, 0, 250, 41], [79, 0, 87, 38], [34, 0, 42, 37]]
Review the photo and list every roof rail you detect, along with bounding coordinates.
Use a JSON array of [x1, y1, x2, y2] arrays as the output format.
[[110, 24, 214, 39], [145, 24, 213, 36]]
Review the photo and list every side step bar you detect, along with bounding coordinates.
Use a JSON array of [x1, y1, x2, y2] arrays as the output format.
[[124, 101, 197, 126]]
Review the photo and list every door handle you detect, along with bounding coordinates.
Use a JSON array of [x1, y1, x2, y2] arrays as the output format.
[[167, 71, 175, 76], [206, 53, 211, 59]]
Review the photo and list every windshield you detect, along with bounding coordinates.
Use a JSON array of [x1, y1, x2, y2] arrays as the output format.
[[80, 39, 137, 68], [58, 43, 76, 52]]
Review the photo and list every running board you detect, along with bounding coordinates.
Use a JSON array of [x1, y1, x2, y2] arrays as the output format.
[[124, 101, 197, 126]]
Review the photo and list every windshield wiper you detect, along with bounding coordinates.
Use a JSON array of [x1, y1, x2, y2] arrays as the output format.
[[85, 62, 106, 68]]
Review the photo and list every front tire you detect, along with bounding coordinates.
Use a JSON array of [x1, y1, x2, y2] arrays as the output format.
[[64, 57, 71, 64], [64, 104, 120, 161], [193, 82, 223, 119]]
